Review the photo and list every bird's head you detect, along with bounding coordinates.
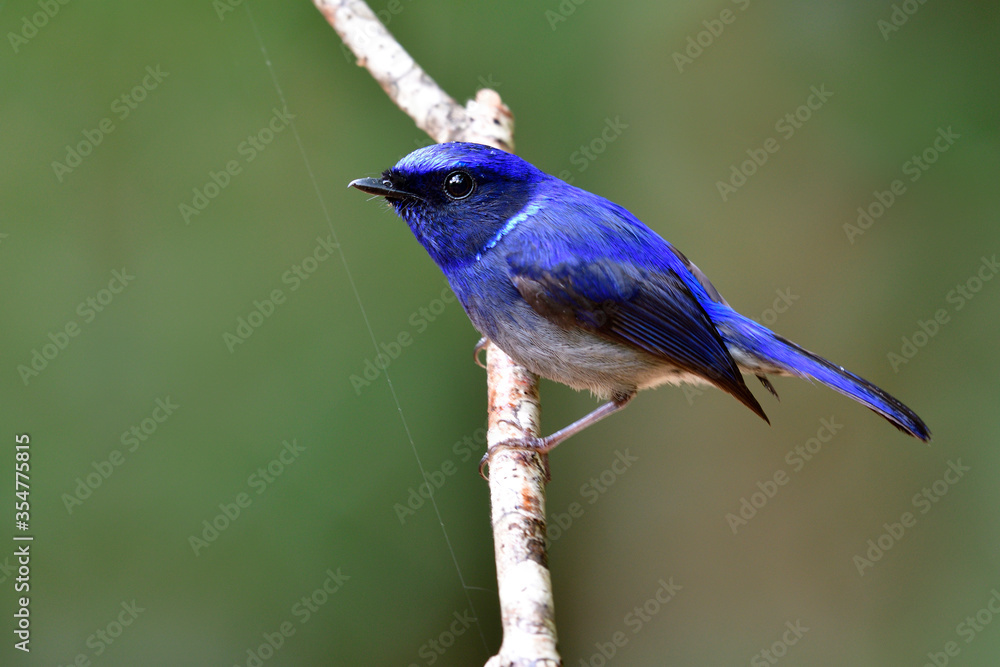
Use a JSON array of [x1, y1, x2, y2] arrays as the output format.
[[350, 142, 546, 270]]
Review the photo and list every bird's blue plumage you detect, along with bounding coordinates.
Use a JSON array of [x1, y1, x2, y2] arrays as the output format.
[[350, 142, 930, 443]]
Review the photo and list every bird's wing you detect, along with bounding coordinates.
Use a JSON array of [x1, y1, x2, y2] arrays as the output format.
[[503, 210, 767, 421]]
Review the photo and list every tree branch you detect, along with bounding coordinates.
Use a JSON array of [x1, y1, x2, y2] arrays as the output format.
[[313, 2, 558, 665], [314, 0, 513, 151], [483, 351, 558, 667]]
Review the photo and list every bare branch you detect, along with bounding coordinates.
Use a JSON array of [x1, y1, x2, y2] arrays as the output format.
[[314, 0, 513, 151], [483, 349, 559, 667], [313, 2, 557, 665]]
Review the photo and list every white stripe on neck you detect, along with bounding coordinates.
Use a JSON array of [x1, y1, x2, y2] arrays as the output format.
[[475, 201, 541, 261]]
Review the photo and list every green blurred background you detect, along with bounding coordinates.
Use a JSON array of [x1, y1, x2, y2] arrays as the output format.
[[2, 1, 999, 665]]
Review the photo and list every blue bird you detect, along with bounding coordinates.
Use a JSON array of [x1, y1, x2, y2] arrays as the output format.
[[350, 142, 930, 462]]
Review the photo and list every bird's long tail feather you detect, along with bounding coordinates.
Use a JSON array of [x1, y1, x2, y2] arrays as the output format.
[[716, 313, 931, 441]]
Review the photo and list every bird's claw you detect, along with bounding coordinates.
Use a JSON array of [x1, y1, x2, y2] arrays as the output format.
[[473, 337, 489, 369], [478, 436, 551, 481]]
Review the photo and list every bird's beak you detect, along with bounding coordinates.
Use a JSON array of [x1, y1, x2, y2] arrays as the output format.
[[348, 177, 416, 201]]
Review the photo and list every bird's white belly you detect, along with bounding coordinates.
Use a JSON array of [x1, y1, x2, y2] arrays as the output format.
[[479, 299, 711, 399]]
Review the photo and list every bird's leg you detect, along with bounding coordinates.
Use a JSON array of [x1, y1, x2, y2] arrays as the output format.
[[479, 390, 636, 479], [473, 337, 489, 369], [538, 390, 636, 452]]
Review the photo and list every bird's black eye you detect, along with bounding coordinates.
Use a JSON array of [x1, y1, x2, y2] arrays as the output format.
[[443, 171, 475, 200]]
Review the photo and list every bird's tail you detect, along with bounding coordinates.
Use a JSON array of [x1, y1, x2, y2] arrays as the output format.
[[715, 312, 931, 441]]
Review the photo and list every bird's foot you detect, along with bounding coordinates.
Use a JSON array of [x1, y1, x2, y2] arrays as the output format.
[[478, 436, 551, 481], [473, 337, 489, 369]]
